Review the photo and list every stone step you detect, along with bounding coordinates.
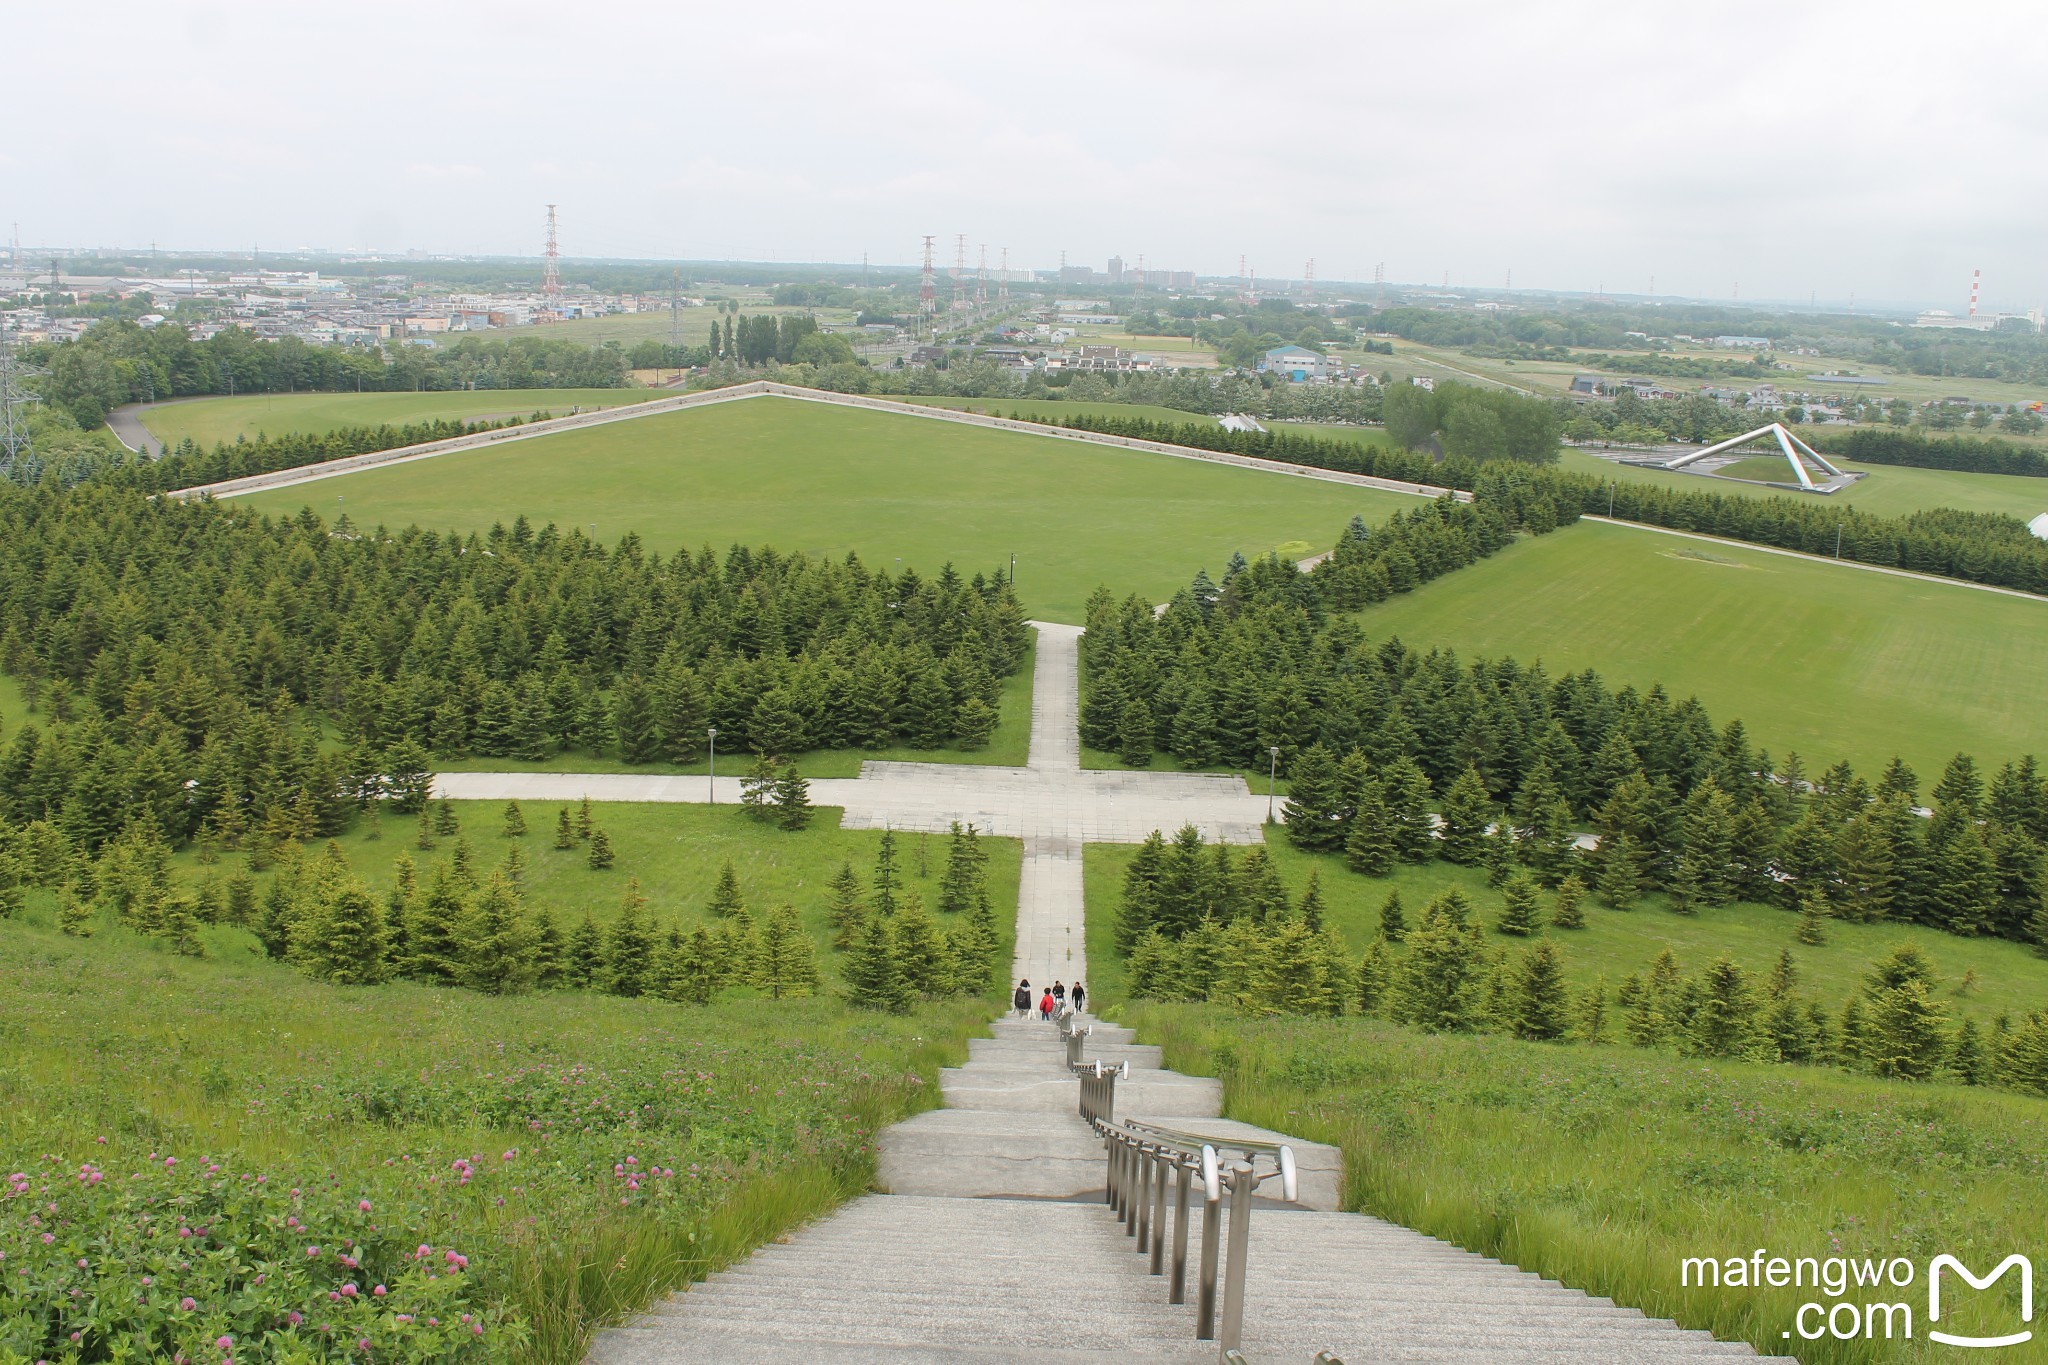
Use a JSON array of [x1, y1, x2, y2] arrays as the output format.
[[941, 1071, 1222, 1117], [877, 1110, 1105, 1199]]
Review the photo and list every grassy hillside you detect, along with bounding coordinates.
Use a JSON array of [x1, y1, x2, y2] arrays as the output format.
[[1350, 518, 2048, 779], [1562, 447, 2048, 520], [0, 918, 988, 1363], [231, 395, 1418, 623], [1083, 838, 2048, 1024], [1124, 1004, 2048, 1365], [137, 388, 660, 447]]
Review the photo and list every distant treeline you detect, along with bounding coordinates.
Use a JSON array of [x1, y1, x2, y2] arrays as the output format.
[[1812, 427, 2048, 478], [1041, 411, 2048, 595]]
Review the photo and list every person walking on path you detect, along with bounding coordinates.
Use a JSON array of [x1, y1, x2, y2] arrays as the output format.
[[1070, 981, 1087, 1015], [1038, 988, 1055, 1021], [1013, 980, 1032, 1020], [1051, 981, 1066, 1010]]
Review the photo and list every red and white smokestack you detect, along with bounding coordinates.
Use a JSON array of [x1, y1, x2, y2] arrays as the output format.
[[1969, 268, 1980, 317]]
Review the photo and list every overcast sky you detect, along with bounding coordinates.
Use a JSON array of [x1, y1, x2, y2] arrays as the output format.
[[11, 0, 2042, 309]]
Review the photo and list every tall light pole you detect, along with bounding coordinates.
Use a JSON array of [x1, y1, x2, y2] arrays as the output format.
[[707, 727, 718, 804], [1266, 746, 1280, 824]]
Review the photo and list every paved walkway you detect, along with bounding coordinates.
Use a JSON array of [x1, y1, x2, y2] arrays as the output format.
[[104, 402, 165, 457]]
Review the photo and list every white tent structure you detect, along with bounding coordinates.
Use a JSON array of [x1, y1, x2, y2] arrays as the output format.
[[1659, 422, 1847, 490], [2029, 511, 2048, 542]]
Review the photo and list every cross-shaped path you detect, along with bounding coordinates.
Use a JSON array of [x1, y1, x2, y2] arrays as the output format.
[[434, 622, 1273, 984]]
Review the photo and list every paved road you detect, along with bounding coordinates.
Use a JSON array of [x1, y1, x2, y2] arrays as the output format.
[[104, 402, 166, 457]]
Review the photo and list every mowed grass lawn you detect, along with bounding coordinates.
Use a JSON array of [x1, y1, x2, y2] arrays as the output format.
[[1355, 518, 2048, 779], [137, 388, 662, 447], [1561, 447, 2048, 520], [232, 395, 1419, 623]]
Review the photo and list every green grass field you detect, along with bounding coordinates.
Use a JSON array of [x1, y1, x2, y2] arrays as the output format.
[[231, 395, 1419, 623], [1083, 838, 2048, 1024], [1124, 1004, 2048, 1365], [0, 916, 989, 1363], [883, 395, 1228, 427], [1347, 518, 2048, 779], [1563, 448, 2048, 520], [138, 389, 661, 447]]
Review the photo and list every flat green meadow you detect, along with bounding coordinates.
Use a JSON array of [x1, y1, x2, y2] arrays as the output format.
[[138, 389, 661, 448]]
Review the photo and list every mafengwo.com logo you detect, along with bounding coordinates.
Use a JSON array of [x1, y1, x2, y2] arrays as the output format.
[[1681, 1250, 2032, 1347]]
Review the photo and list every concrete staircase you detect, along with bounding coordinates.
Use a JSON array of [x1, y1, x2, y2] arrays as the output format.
[[586, 1016, 1785, 1363]]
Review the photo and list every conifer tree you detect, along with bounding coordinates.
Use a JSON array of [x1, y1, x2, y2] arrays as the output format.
[[892, 894, 951, 998], [826, 860, 867, 949], [1297, 869, 1327, 933], [1388, 889, 1485, 1032], [1762, 992, 1818, 1063], [755, 904, 819, 1000], [553, 806, 576, 850], [301, 882, 388, 985], [1794, 889, 1829, 945], [1766, 949, 1798, 999], [1436, 766, 1494, 865], [460, 873, 537, 995], [1687, 958, 1758, 1057], [406, 869, 468, 985], [57, 889, 94, 937], [500, 843, 526, 888], [1576, 977, 1610, 1043], [1495, 873, 1543, 936], [586, 826, 615, 870], [1861, 944, 1949, 1079], [1483, 822, 1517, 888], [502, 800, 527, 838], [1345, 781, 1396, 875], [576, 795, 594, 840], [606, 881, 653, 996], [1253, 912, 1346, 1016], [962, 888, 1003, 994], [872, 828, 901, 918], [1117, 831, 1167, 952], [666, 926, 720, 1005], [955, 696, 998, 750], [773, 761, 813, 831], [567, 913, 604, 988], [1837, 995, 1868, 1064], [1377, 888, 1407, 942], [253, 877, 298, 959], [1666, 855, 1704, 915], [1117, 695, 1155, 769], [224, 870, 258, 927], [415, 809, 437, 851], [1356, 940, 1391, 1015], [707, 858, 745, 919], [1551, 874, 1587, 929], [740, 754, 779, 820], [1595, 835, 1640, 909], [1382, 757, 1436, 862], [531, 909, 566, 988], [434, 798, 460, 837], [1952, 1017, 1988, 1085], [938, 822, 985, 916], [1510, 940, 1572, 1040], [844, 912, 911, 1012], [1234, 846, 1289, 923], [1281, 743, 1348, 852]]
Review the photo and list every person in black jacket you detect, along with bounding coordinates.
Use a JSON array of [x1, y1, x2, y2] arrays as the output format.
[[1012, 979, 1032, 1020], [1071, 981, 1087, 1015]]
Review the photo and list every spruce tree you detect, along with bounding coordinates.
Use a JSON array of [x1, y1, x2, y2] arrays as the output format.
[[938, 822, 984, 916], [1794, 889, 1829, 945], [755, 904, 819, 1000], [1377, 888, 1407, 942], [773, 761, 813, 831], [1234, 846, 1288, 923], [301, 882, 388, 986], [606, 881, 653, 996], [1495, 872, 1543, 936], [1345, 781, 1396, 875], [406, 870, 468, 985], [576, 795, 594, 840], [1436, 766, 1494, 865], [1356, 940, 1391, 1015], [1382, 757, 1436, 862], [1576, 978, 1610, 1044], [844, 912, 911, 1012], [1510, 941, 1572, 1040], [1952, 1017, 1988, 1085], [553, 807, 576, 850], [1253, 912, 1344, 1016], [502, 800, 527, 838], [1595, 835, 1640, 909], [1117, 831, 1166, 951], [532, 909, 566, 988], [1117, 696, 1155, 769], [415, 809, 437, 852], [1297, 869, 1327, 933], [1551, 874, 1587, 929], [567, 913, 604, 987], [1388, 889, 1485, 1032], [1687, 959, 1757, 1058], [1766, 948, 1798, 999], [460, 873, 537, 995], [892, 894, 951, 998], [500, 843, 526, 888], [1281, 743, 1347, 852], [57, 890, 94, 937], [872, 828, 901, 918], [1483, 822, 1517, 888], [1865, 978, 1949, 1079], [826, 860, 867, 949], [586, 826, 616, 870], [434, 798, 460, 837], [961, 887, 1003, 995]]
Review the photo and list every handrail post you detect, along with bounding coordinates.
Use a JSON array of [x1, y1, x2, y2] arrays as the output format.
[[1170, 1160, 1193, 1304], [1111, 1137, 1127, 1220], [1219, 1160, 1254, 1353], [1196, 1182, 1222, 1339], [1149, 1148, 1169, 1275], [1130, 1146, 1149, 1242]]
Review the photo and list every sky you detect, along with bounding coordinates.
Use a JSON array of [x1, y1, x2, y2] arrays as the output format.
[[10, 0, 2045, 310]]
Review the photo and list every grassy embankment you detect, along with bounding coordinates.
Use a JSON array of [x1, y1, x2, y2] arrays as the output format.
[[136, 389, 663, 448], [232, 395, 1415, 625]]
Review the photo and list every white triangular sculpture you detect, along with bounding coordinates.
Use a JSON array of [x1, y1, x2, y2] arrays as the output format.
[[1660, 423, 1845, 490]]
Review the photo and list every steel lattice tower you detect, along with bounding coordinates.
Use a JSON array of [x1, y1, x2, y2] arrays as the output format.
[[0, 334, 41, 483], [952, 234, 967, 312], [998, 247, 1009, 302], [541, 204, 563, 320], [976, 245, 987, 307], [919, 235, 937, 338]]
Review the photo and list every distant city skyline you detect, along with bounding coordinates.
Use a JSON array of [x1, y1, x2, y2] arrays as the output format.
[[8, 0, 2043, 313]]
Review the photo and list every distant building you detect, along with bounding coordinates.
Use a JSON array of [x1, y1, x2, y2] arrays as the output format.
[[1107, 256, 1125, 284], [1568, 374, 1603, 396], [1410, 374, 1436, 391], [1912, 310, 1998, 331], [1713, 335, 1772, 349], [1258, 345, 1334, 382], [1218, 414, 1267, 433]]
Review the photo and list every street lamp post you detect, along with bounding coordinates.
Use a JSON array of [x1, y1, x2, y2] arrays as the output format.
[[707, 727, 718, 804], [1266, 746, 1280, 824]]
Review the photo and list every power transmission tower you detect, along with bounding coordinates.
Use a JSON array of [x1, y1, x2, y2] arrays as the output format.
[[669, 267, 683, 374], [919, 235, 937, 340], [0, 333, 44, 483], [976, 245, 987, 309], [952, 234, 967, 313], [541, 204, 562, 321], [998, 247, 1009, 302]]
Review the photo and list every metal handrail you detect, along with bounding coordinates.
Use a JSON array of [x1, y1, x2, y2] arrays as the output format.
[[1089, 1114, 1296, 1352], [1073, 1057, 1124, 1125], [1059, 1017, 1092, 1067]]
